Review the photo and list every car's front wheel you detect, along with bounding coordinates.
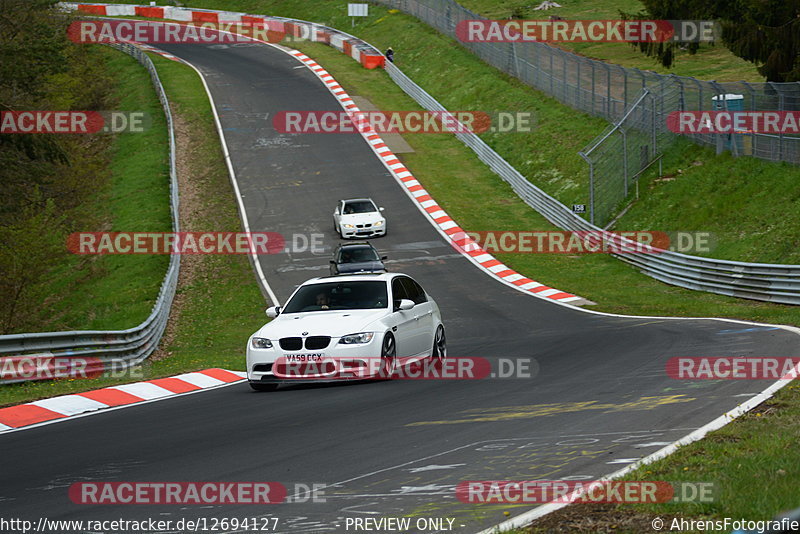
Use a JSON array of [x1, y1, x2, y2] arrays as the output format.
[[380, 333, 396, 378], [249, 381, 279, 392], [430, 325, 446, 364]]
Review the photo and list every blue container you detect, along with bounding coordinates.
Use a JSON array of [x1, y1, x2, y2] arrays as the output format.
[[712, 93, 745, 155]]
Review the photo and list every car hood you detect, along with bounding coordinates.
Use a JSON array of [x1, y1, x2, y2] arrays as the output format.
[[337, 261, 386, 274], [340, 212, 383, 224], [256, 308, 389, 338]]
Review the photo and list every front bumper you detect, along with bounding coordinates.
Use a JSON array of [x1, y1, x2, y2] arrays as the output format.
[[247, 338, 385, 383], [340, 227, 386, 238]]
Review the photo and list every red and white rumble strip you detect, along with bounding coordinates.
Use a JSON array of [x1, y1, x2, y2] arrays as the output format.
[[0, 368, 245, 433], [64, 4, 583, 303], [285, 49, 584, 305]]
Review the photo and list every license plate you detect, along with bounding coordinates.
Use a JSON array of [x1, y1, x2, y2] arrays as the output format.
[[284, 354, 324, 362]]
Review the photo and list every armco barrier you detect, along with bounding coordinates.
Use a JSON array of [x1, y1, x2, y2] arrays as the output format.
[[9, 5, 795, 387], [64, 3, 387, 69], [382, 61, 800, 305], [374, 0, 800, 228], [96, 1, 800, 304], [0, 4, 390, 385], [0, 42, 181, 384]]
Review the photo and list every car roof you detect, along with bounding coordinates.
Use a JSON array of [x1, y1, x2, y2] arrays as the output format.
[[306, 272, 397, 284], [341, 198, 374, 204], [336, 241, 377, 249]]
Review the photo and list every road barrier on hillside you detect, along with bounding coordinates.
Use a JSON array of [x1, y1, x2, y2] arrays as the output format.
[[0, 4, 390, 385], [55, 5, 800, 306], [4, 4, 796, 387], [63, 3, 387, 69], [383, 61, 800, 305], [374, 0, 800, 226], [0, 43, 180, 384]]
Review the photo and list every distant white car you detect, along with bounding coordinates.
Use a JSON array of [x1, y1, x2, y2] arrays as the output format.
[[333, 198, 386, 238], [246, 273, 446, 391]]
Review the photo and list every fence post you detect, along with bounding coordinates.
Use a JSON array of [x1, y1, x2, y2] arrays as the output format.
[[621, 128, 628, 195], [591, 61, 596, 115], [651, 92, 657, 158], [769, 81, 784, 161], [606, 63, 611, 118], [623, 66, 628, 114], [562, 50, 568, 104], [510, 42, 519, 78], [673, 76, 686, 111], [579, 152, 595, 226]]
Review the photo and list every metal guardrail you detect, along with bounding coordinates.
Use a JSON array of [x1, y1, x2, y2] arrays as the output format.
[[384, 61, 800, 305], [0, 5, 387, 385], [0, 43, 180, 384], [4, 5, 796, 388], [375, 0, 800, 227]]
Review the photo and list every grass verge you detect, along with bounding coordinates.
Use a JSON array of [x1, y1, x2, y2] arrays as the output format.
[[524, 382, 800, 533], [459, 0, 764, 81], [102, 1, 800, 321], [276, 11, 798, 530], [281, 39, 800, 327], [15, 46, 171, 333], [0, 51, 265, 407], [5, 4, 798, 531]]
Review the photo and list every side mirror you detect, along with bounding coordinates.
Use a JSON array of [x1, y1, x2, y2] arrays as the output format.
[[266, 306, 281, 318], [381, 255, 387, 260], [329, 260, 336, 264], [397, 299, 415, 311], [379, 206, 385, 211]]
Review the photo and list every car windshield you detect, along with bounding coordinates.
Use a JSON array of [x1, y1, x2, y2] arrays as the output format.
[[343, 200, 376, 214], [340, 247, 380, 263], [282, 281, 388, 313]]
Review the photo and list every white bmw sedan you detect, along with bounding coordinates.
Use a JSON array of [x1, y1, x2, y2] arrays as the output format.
[[246, 273, 445, 391], [333, 198, 387, 238]]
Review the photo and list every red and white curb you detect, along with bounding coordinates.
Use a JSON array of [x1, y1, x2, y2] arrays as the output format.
[[285, 49, 586, 305], [67, 3, 386, 68], [134, 42, 182, 62], [0, 368, 245, 433], [63, 3, 584, 303]]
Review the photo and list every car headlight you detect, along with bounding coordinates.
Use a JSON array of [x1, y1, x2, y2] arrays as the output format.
[[251, 337, 273, 349], [343, 224, 355, 229], [374, 220, 384, 227], [339, 332, 374, 344]]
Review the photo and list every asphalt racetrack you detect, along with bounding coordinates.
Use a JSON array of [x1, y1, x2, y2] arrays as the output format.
[[3, 39, 799, 534]]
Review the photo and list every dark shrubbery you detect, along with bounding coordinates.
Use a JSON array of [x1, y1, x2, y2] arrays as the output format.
[[0, 0, 115, 330]]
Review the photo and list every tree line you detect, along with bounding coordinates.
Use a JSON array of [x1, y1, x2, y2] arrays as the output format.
[[0, 0, 115, 331], [627, 0, 800, 82]]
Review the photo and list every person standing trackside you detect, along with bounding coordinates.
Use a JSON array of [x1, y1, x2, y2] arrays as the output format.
[[385, 46, 394, 63]]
